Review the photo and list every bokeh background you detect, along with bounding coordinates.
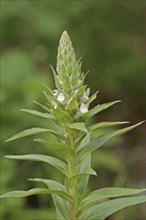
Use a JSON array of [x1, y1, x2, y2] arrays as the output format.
[[0, 1, 145, 220]]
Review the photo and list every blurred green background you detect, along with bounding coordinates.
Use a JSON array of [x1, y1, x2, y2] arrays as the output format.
[[0, 1, 145, 220]]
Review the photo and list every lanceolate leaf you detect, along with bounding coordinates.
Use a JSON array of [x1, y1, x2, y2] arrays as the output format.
[[20, 109, 54, 119], [29, 103, 64, 133], [67, 122, 88, 133], [75, 85, 86, 98], [76, 133, 90, 152], [89, 121, 130, 131], [78, 121, 144, 157], [5, 154, 68, 176], [5, 127, 64, 142], [85, 90, 99, 105], [79, 195, 146, 220], [29, 178, 70, 220], [75, 100, 121, 120], [66, 97, 78, 113], [53, 108, 73, 124], [43, 91, 52, 104], [64, 75, 72, 94], [33, 100, 51, 113], [77, 154, 91, 197], [0, 188, 72, 201], [79, 187, 146, 211], [71, 58, 82, 82], [68, 169, 96, 188], [50, 65, 63, 90], [28, 178, 67, 191], [42, 83, 53, 95], [34, 138, 75, 158]]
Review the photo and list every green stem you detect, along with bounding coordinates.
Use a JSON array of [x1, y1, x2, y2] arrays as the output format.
[[67, 129, 78, 220], [68, 158, 78, 220]]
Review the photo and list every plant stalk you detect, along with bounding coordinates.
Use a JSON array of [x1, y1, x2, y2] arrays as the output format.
[[67, 130, 78, 220]]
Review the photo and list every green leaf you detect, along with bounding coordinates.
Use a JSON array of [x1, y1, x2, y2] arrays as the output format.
[[34, 138, 75, 158], [28, 178, 67, 191], [81, 71, 88, 84], [66, 97, 78, 113], [0, 188, 72, 201], [85, 88, 90, 97], [75, 100, 121, 120], [85, 90, 99, 105], [5, 154, 68, 176], [75, 85, 86, 98], [50, 65, 63, 90], [76, 133, 90, 152], [77, 154, 91, 197], [43, 91, 52, 104], [21, 106, 63, 134], [42, 83, 53, 95], [78, 121, 144, 157], [79, 195, 146, 220], [5, 127, 64, 142], [71, 58, 82, 82], [20, 109, 54, 119], [53, 108, 73, 124], [63, 75, 72, 94], [68, 169, 96, 188], [59, 64, 68, 80], [75, 133, 91, 196], [79, 187, 146, 211], [67, 122, 88, 133], [29, 178, 70, 220], [89, 121, 130, 131], [33, 100, 51, 113], [74, 79, 84, 90], [32, 102, 65, 133]]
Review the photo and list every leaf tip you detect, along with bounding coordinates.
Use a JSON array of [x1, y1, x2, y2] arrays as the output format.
[[137, 120, 145, 126], [116, 100, 122, 103], [4, 138, 10, 143], [4, 155, 12, 159]]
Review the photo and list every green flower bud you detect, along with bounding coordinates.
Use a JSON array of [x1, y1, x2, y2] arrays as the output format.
[[57, 31, 77, 77]]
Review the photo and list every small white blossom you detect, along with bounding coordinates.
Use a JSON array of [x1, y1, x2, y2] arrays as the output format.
[[80, 103, 88, 113], [53, 90, 58, 97], [57, 93, 65, 102]]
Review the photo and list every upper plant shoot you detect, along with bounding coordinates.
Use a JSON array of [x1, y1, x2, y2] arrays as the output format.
[[1, 31, 145, 220]]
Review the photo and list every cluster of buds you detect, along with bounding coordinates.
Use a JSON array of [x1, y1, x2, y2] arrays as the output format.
[[48, 31, 90, 117]]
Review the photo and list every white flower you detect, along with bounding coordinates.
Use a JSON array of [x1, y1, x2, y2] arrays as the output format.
[[57, 93, 65, 102], [53, 90, 58, 97], [80, 103, 88, 113]]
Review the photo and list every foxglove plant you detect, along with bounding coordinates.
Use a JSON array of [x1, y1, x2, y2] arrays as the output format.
[[1, 31, 145, 220]]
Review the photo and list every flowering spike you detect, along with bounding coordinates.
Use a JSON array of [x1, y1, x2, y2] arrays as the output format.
[[49, 31, 89, 116], [57, 31, 77, 77]]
